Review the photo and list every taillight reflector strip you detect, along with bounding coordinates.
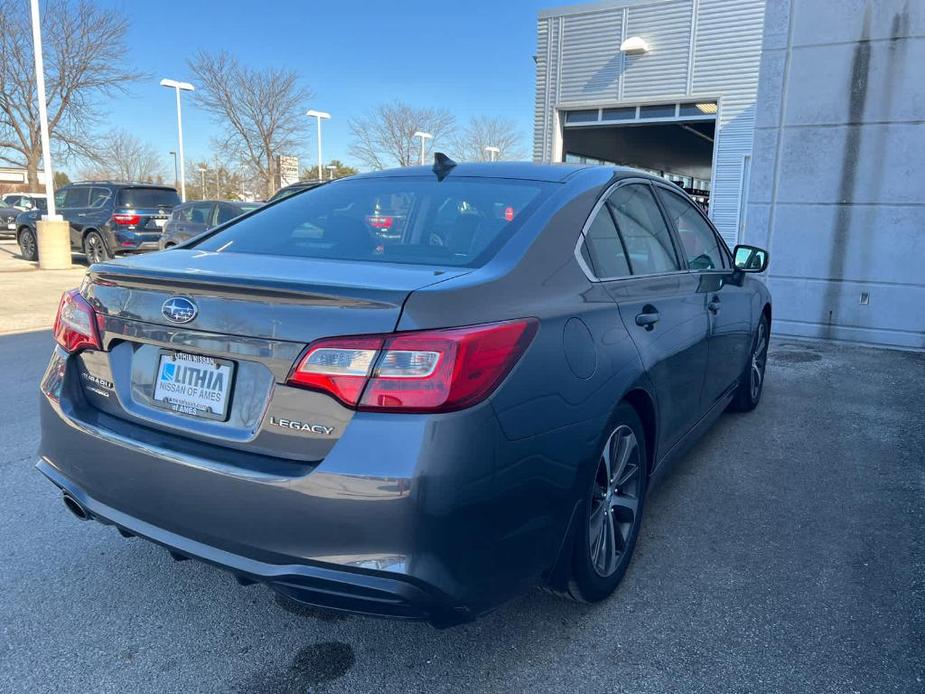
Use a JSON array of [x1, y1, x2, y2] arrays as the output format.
[[288, 319, 537, 413]]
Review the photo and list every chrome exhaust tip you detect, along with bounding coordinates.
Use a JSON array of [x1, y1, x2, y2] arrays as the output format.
[[62, 493, 90, 521]]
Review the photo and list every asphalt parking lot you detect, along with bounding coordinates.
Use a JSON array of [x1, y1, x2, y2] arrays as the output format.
[[0, 330, 922, 694]]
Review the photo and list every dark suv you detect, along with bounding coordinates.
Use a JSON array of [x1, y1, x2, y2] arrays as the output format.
[[16, 182, 180, 263]]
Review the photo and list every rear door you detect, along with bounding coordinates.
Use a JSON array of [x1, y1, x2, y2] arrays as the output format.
[[61, 186, 91, 248], [185, 202, 215, 238], [655, 184, 752, 407], [163, 203, 191, 240], [584, 180, 710, 454]]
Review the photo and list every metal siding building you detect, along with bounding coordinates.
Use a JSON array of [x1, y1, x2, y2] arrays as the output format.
[[534, 0, 766, 246], [745, 0, 925, 350]]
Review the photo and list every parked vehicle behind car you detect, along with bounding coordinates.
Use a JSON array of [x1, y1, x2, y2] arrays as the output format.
[[159, 200, 261, 249], [2, 192, 47, 210], [38, 160, 770, 626], [1, 194, 47, 238], [266, 180, 323, 203], [16, 182, 179, 263]]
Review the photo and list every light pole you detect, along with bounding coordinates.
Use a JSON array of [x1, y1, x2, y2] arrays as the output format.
[[29, 0, 57, 217], [326, 165, 337, 181], [413, 131, 432, 165], [30, 0, 71, 268], [484, 146, 500, 162], [169, 151, 178, 188], [198, 167, 207, 199], [306, 110, 331, 182], [160, 78, 194, 202]]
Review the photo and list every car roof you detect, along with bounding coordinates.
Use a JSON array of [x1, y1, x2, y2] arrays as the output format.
[[351, 161, 596, 183], [67, 181, 177, 190], [177, 199, 258, 207]]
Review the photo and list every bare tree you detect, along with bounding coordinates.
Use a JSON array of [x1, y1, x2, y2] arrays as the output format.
[[0, 0, 142, 191], [349, 102, 455, 169], [189, 51, 312, 198], [79, 130, 164, 183], [451, 116, 527, 162]]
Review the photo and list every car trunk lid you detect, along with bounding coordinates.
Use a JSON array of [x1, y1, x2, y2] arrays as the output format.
[[86, 248, 467, 341], [74, 250, 469, 461]]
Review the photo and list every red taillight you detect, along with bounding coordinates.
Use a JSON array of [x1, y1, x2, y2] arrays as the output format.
[[112, 214, 140, 225], [53, 289, 102, 353], [366, 215, 393, 230], [288, 319, 537, 412], [288, 336, 384, 406]]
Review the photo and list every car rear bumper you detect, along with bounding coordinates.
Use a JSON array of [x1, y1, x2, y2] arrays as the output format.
[[37, 347, 567, 625], [36, 459, 467, 625]]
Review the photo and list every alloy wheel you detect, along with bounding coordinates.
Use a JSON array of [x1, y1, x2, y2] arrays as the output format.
[[750, 321, 768, 401], [21, 230, 36, 259], [588, 425, 642, 578], [85, 234, 106, 264]]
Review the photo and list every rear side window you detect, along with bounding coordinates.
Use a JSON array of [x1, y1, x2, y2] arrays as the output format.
[[195, 177, 551, 268], [583, 207, 630, 279], [116, 188, 180, 209], [187, 203, 213, 225], [89, 188, 111, 208], [217, 204, 257, 225], [658, 188, 727, 270], [607, 184, 679, 275], [62, 187, 90, 208]]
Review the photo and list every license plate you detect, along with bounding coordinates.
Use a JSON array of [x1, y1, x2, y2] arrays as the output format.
[[153, 352, 234, 420], [6, 223, 14, 230], [155, 218, 167, 228]]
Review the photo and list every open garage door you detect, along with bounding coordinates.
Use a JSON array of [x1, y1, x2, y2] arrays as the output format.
[[561, 101, 716, 212]]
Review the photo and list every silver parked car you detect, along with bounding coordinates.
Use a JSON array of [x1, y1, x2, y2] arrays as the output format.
[[159, 200, 260, 249]]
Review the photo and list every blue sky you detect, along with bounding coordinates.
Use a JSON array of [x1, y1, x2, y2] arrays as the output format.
[[90, 0, 556, 175]]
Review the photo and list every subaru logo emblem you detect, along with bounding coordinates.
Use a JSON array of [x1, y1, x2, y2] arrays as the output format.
[[161, 297, 198, 324]]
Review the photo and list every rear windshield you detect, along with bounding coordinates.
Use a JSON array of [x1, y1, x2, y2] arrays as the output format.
[[194, 177, 550, 267], [116, 187, 180, 209]]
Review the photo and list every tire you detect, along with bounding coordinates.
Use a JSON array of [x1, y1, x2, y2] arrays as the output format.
[[83, 230, 111, 265], [728, 314, 770, 413], [18, 228, 37, 261], [566, 402, 648, 603]]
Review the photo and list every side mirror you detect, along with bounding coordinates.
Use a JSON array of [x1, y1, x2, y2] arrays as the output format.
[[733, 244, 768, 273]]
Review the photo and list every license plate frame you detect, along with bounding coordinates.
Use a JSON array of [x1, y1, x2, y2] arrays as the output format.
[[152, 351, 235, 421]]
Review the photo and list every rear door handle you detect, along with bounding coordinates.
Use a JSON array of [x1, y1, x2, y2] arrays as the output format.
[[708, 297, 721, 314], [635, 306, 660, 331]]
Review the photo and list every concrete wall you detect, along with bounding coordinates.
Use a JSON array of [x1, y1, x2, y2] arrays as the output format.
[[746, 0, 925, 349], [535, 0, 766, 245]]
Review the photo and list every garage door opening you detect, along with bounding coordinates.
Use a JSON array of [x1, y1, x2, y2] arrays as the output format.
[[561, 102, 716, 211]]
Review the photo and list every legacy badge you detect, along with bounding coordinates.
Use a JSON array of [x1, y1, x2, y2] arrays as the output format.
[[269, 416, 334, 435]]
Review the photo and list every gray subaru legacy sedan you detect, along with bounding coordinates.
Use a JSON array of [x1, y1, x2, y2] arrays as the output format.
[[38, 159, 771, 626]]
